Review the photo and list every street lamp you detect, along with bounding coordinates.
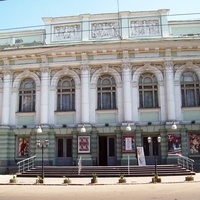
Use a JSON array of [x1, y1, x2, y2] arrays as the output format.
[[147, 136, 161, 176], [36, 139, 49, 179], [80, 124, 86, 133]]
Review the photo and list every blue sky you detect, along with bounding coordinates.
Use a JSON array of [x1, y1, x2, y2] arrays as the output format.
[[0, 0, 200, 31]]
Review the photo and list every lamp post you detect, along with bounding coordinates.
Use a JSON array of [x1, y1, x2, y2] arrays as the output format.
[[147, 136, 161, 176], [36, 139, 49, 179]]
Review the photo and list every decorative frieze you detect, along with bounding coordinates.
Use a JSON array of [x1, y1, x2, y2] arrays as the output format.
[[53, 24, 81, 41], [91, 21, 119, 39], [130, 19, 160, 37]]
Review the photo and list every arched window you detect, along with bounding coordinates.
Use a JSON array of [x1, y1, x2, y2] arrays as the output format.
[[97, 75, 116, 110], [139, 73, 158, 108], [57, 76, 75, 111], [181, 71, 200, 107], [19, 78, 36, 112]]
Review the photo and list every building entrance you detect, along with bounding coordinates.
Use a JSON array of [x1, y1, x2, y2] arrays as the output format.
[[142, 136, 161, 165], [56, 138, 72, 166], [98, 136, 116, 166]]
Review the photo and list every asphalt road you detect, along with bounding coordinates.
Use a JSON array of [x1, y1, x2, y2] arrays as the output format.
[[0, 182, 199, 200]]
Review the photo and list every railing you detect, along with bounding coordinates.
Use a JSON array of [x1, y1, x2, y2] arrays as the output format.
[[177, 155, 194, 172], [17, 155, 36, 173], [78, 156, 82, 175], [127, 155, 130, 175]]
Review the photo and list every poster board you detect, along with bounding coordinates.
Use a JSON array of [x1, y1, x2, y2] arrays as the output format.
[[122, 135, 135, 152], [168, 134, 182, 155], [78, 136, 90, 153], [136, 146, 146, 166]]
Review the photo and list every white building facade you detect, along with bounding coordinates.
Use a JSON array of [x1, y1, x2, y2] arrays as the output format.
[[0, 9, 200, 173]]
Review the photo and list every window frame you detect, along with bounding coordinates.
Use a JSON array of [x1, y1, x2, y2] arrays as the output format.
[[19, 78, 36, 112], [57, 76, 75, 111]]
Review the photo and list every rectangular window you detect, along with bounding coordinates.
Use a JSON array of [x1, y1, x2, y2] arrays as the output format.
[[18, 137, 29, 157]]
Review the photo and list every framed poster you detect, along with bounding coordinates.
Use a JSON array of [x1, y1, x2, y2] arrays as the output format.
[[168, 134, 182, 155], [189, 133, 200, 154], [78, 136, 90, 153], [18, 137, 30, 157], [122, 135, 135, 152]]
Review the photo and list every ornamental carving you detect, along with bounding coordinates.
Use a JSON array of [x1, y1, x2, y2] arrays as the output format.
[[40, 66, 49, 73], [62, 66, 70, 74], [123, 50, 129, 59], [81, 52, 88, 61], [81, 64, 89, 71], [122, 62, 131, 70], [102, 64, 109, 72], [23, 69, 31, 77], [185, 61, 193, 68], [2, 68, 11, 76], [54, 24, 81, 41], [91, 22, 119, 39], [130, 20, 160, 37], [164, 61, 174, 68], [143, 62, 151, 70]]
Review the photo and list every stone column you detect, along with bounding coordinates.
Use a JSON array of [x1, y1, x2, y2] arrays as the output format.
[[122, 62, 132, 122], [40, 65, 49, 125], [1, 68, 11, 126], [164, 60, 176, 121], [81, 62, 90, 123]]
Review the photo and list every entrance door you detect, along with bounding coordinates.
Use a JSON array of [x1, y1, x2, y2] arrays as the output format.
[[143, 136, 161, 165], [98, 136, 116, 166], [56, 138, 72, 166]]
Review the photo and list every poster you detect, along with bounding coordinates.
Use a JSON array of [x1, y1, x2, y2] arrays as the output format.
[[78, 136, 90, 153], [137, 146, 146, 166], [189, 133, 200, 154], [168, 134, 182, 155], [122, 135, 135, 152], [18, 137, 29, 157]]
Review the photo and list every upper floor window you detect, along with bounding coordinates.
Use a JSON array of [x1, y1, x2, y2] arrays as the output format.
[[139, 73, 158, 108], [97, 75, 116, 110], [57, 76, 75, 111], [19, 78, 35, 112], [181, 71, 200, 107]]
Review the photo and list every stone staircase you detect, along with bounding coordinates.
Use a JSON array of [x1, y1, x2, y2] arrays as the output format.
[[17, 164, 195, 178]]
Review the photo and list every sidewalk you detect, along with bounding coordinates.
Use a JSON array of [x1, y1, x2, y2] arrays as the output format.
[[0, 173, 200, 185]]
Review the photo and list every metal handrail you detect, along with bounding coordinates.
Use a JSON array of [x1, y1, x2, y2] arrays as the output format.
[[177, 155, 194, 172], [17, 155, 36, 173], [78, 156, 82, 175]]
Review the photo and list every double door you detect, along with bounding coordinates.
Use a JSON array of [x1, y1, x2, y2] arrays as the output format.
[[56, 138, 72, 166], [98, 136, 116, 166], [142, 136, 161, 165]]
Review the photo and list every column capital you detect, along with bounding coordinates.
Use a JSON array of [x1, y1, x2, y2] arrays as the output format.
[[2, 68, 11, 76], [164, 60, 174, 69], [122, 62, 131, 70], [40, 66, 50, 74], [81, 63, 90, 71]]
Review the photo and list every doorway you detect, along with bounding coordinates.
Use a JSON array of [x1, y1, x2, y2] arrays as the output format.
[[142, 136, 161, 165], [56, 138, 72, 166], [98, 136, 116, 166]]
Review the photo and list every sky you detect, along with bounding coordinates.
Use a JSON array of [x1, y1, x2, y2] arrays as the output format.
[[0, 0, 200, 32]]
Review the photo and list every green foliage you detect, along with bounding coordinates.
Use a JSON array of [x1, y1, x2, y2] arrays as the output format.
[[92, 173, 97, 179]]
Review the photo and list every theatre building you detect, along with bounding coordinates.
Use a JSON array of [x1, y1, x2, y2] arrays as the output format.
[[0, 9, 200, 173]]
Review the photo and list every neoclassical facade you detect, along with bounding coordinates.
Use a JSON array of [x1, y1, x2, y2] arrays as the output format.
[[0, 9, 200, 172]]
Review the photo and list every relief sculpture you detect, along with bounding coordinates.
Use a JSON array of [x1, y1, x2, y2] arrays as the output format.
[[130, 20, 160, 37], [91, 22, 119, 39], [54, 24, 81, 41]]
